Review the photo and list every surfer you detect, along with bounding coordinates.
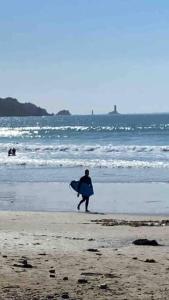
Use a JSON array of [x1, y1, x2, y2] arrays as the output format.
[[8, 148, 16, 156], [8, 148, 12, 156], [12, 147, 16, 156], [77, 169, 93, 212]]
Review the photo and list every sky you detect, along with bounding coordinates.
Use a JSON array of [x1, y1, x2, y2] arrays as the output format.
[[0, 0, 169, 114]]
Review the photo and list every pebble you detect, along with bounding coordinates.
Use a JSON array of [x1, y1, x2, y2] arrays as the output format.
[[61, 292, 69, 299], [63, 276, 68, 280], [145, 259, 156, 263], [99, 283, 108, 289], [87, 248, 99, 252], [78, 278, 88, 284], [49, 269, 55, 274]]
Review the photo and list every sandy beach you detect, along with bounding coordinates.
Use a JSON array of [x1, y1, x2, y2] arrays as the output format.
[[0, 211, 169, 299], [1, 0, 169, 299]]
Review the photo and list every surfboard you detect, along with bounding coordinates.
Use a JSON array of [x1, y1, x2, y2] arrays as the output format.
[[70, 180, 94, 197]]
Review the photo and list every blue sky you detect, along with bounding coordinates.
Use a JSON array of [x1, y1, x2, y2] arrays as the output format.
[[0, 0, 169, 114]]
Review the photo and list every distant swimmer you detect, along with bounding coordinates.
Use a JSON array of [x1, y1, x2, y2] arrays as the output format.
[[12, 147, 16, 156], [8, 148, 16, 156], [77, 169, 93, 212], [8, 148, 12, 156]]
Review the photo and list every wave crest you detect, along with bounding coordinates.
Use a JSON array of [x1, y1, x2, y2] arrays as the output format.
[[1, 124, 169, 137], [1, 144, 169, 154], [1, 158, 169, 169]]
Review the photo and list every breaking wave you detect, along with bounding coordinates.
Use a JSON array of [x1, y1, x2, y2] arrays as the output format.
[[1, 143, 169, 154], [1, 158, 169, 169], [1, 123, 169, 137]]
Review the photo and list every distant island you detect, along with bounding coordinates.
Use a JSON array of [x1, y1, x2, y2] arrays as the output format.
[[57, 110, 71, 116], [108, 105, 119, 115], [0, 97, 50, 117]]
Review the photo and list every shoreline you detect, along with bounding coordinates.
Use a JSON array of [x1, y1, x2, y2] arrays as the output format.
[[0, 182, 169, 215], [0, 211, 169, 299]]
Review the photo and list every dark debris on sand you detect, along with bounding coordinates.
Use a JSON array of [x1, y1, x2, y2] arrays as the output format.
[[91, 219, 169, 227], [133, 239, 160, 246], [13, 259, 33, 268]]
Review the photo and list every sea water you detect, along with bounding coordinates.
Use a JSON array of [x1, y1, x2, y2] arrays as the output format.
[[1, 114, 169, 213], [1, 114, 169, 183]]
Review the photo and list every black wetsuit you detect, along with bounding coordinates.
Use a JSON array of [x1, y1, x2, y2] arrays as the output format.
[[77, 175, 92, 211]]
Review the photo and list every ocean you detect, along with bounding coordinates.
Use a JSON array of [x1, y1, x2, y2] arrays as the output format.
[[1, 114, 169, 213], [1, 114, 169, 183]]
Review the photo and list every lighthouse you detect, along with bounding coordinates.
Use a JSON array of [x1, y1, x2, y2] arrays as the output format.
[[114, 105, 117, 113], [108, 105, 119, 115]]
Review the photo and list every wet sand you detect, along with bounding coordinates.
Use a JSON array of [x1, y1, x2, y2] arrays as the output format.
[[1, 182, 169, 215], [0, 211, 169, 299]]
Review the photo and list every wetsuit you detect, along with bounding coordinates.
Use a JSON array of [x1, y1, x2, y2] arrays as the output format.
[[77, 175, 93, 212]]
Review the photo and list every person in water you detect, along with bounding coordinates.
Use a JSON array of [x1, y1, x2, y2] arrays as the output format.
[[77, 169, 93, 212], [12, 148, 16, 156], [8, 148, 12, 156], [8, 148, 16, 156]]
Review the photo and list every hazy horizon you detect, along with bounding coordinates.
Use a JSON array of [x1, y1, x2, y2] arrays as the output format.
[[0, 1, 169, 114], [2, 96, 169, 115]]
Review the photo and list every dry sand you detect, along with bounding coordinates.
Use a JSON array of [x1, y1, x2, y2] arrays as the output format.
[[0, 211, 169, 299]]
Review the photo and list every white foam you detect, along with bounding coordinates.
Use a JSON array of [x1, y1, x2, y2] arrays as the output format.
[[1, 157, 169, 169], [1, 124, 169, 137], [0, 143, 169, 154]]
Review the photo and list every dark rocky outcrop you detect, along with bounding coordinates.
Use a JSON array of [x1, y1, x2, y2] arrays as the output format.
[[0, 97, 50, 116], [57, 110, 71, 116]]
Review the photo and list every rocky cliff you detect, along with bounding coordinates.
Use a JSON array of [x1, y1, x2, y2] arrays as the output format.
[[0, 97, 50, 116]]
